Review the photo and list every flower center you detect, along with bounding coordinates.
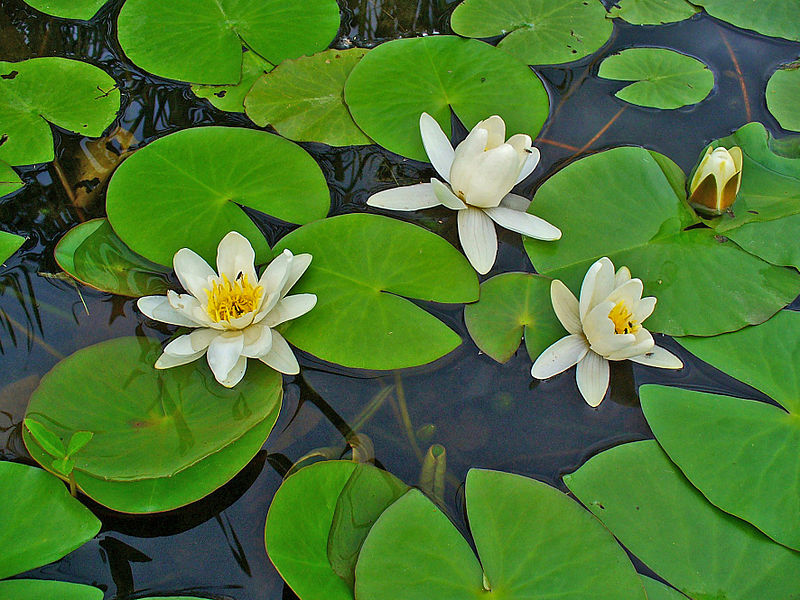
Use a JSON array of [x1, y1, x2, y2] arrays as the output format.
[[608, 301, 639, 335], [205, 273, 263, 323]]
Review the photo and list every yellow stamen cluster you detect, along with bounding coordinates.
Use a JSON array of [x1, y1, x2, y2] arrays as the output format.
[[205, 273, 263, 323], [608, 301, 639, 335]]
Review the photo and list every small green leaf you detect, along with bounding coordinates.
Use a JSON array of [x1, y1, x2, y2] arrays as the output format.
[[418, 444, 447, 506], [691, 0, 800, 42], [51, 457, 75, 477], [0, 159, 23, 197], [607, 0, 699, 25], [66, 431, 94, 457], [24, 418, 66, 458], [0, 230, 24, 264], [22, 0, 107, 19], [0, 580, 103, 600], [767, 61, 800, 132]]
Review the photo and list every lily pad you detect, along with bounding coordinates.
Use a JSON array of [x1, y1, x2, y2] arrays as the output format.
[[0, 462, 100, 579], [565, 440, 800, 600], [55, 219, 171, 297], [692, 0, 800, 42], [450, 0, 612, 65], [523, 146, 800, 336], [0, 160, 23, 197], [607, 0, 699, 25], [22, 0, 107, 19], [0, 580, 103, 600], [273, 213, 478, 370], [24, 337, 282, 481], [0, 57, 120, 165], [266, 461, 408, 600], [355, 469, 646, 599], [245, 48, 371, 146], [0, 231, 24, 264], [598, 48, 714, 109], [117, 0, 341, 84], [640, 310, 800, 550], [463, 272, 564, 363], [641, 577, 688, 600], [192, 50, 274, 113], [767, 62, 800, 132], [106, 126, 329, 266], [344, 35, 549, 162]]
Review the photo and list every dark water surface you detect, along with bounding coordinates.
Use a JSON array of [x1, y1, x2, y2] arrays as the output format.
[[1, 0, 799, 598]]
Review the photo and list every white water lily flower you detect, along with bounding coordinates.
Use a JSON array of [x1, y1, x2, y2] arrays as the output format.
[[137, 232, 316, 387], [688, 145, 743, 215], [367, 112, 561, 274], [531, 257, 682, 407]]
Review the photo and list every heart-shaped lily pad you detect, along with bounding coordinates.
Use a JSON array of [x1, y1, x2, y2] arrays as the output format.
[[450, 0, 612, 65], [607, 0, 699, 25], [565, 440, 800, 599], [55, 219, 171, 297], [245, 48, 371, 146], [344, 35, 549, 162], [24, 337, 282, 481], [117, 0, 340, 84], [266, 461, 409, 600], [0, 160, 23, 197], [640, 310, 800, 550], [767, 62, 800, 132], [0, 57, 120, 165], [598, 48, 714, 109], [106, 126, 329, 266], [523, 146, 800, 336], [22, 0, 107, 19], [0, 231, 24, 264], [192, 50, 274, 113], [0, 580, 103, 600], [691, 0, 800, 42], [463, 272, 564, 363], [0, 462, 100, 579], [273, 213, 478, 370], [355, 469, 646, 599]]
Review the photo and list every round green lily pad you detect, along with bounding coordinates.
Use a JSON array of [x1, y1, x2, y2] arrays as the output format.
[[450, 0, 612, 65], [463, 272, 564, 363], [0, 462, 100, 579], [106, 126, 329, 266], [55, 219, 171, 297], [607, 0, 699, 25], [0, 57, 120, 165], [598, 48, 714, 109], [273, 213, 479, 370], [0, 160, 23, 197], [245, 48, 371, 146], [565, 440, 800, 600], [0, 580, 103, 600], [117, 0, 341, 84], [22, 0, 107, 19], [767, 62, 800, 132], [0, 231, 24, 264], [692, 0, 800, 42], [344, 35, 549, 162], [524, 146, 800, 336], [192, 50, 274, 113], [25, 337, 282, 481], [355, 469, 646, 599]]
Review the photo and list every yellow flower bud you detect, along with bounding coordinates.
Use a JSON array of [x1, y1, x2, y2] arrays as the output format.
[[688, 145, 743, 215]]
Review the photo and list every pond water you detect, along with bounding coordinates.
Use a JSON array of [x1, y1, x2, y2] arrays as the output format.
[[1, 0, 799, 598]]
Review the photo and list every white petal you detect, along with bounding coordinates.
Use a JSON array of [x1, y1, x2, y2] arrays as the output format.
[[431, 178, 467, 210], [550, 279, 582, 335], [241, 323, 273, 358], [614, 266, 631, 287], [483, 206, 561, 241], [262, 294, 317, 328], [216, 231, 257, 284], [531, 334, 590, 379], [419, 112, 455, 183], [476, 115, 506, 149], [607, 328, 655, 361], [154, 349, 206, 369], [366, 183, 441, 211], [633, 296, 657, 324], [515, 146, 541, 184], [163, 328, 220, 356], [218, 355, 248, 388], [449, 127, 488, 195], [281, 253, 313, 296], [222, 311, 257, 330], [207, 331, 245, 384], [499, 193, 531, 212], [576, 351, 610, 407], [583, 301, 638, 357], [506, 133, 532, 159], [579, 257, 615, 321], [457, 207, 497, 275], [629, 345, 683, 370], [462, 144, 520, 208], [606, 278, 644, 308], [259, 330, 300, 375], [257, 250, 291, 310], [173, 248, 216, 300], [138, 295, 201, 327]]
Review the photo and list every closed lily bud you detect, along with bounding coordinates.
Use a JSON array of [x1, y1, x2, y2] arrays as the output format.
[[688, 145, 743, 215]]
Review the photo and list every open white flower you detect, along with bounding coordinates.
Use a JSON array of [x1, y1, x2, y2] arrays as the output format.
[[531, 257, 682, 407], [137, 232, 316, 387], [367, 113, 561, 274]]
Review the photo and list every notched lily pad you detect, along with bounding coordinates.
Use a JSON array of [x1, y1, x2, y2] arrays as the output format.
[[245, 48, 371, 146], [55, 219, 171, 297], [22, 0, 107, 20], [450, 0, 613, 65], [766, 61, 800, 132], [598, 48, 714, 109], [192, 50, 274, 113], [691, 0, 800, 42], [0, 57, 120, 165], [274, 213, 479, 370], [607, 0, 699, 25], [0, 230, 24, 264]]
